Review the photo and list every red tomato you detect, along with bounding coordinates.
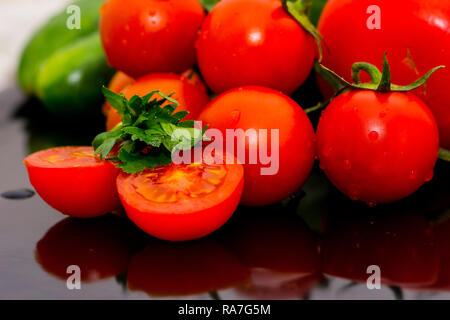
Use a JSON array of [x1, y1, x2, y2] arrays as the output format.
[[24, 146, 121, 218], [100, 0, 205, 77], [116, 158, 244, 242], [106, 72, 210, 131], [316, 90, 439, 205], [127, 239, 250, 296], [36, 216, 143, 283], [318, 0, 450, 149], [198, 86, 316, 206], [196, 0, 316, 95]]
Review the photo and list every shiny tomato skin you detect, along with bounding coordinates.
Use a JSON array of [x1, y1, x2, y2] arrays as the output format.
[[316, 90, 439, 205], [196, 0, 316, 95], [24, 146, 121, 218], [116, 161, 244, 242], [106, 72, 210, 131], [318, 0, 450, 149], [100, 0, 205, 77], [198, 86, 316, 206]]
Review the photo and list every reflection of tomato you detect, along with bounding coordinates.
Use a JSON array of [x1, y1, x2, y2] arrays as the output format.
[[223, 208, 321, 299], [196, 0, 315, 94], [127, 239, 251, 296], [321, 211, 440, 288], [428, 219, 450, 291], [225, 208, 320, 274], [233, 273, 322, 300], [100, 0, 205, 77], [24, 146, 121, 218], [117, 158, 244, 241], [198, 86, 316, 206], [106, 72, 210, 131], [36, 216, 143, 282], [316, 90, 439, 205], [318, 0, 450, 149]]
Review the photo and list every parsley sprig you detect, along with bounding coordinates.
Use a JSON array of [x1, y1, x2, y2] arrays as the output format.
[[92, 87, 208, 174]]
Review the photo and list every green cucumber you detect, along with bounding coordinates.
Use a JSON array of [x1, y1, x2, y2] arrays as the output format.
[[18, 0, 104, 94], [36, 32, 114, 116]]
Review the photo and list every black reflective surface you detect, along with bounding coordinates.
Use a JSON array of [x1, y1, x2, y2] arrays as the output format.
[[0, 86, 449, 300]]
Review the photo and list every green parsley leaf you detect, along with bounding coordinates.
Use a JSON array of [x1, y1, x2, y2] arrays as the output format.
[[92, 87, 208, 174]]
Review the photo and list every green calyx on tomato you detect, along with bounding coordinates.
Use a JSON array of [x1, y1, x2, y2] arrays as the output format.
[[281, 0, 323, 61], [92, 88, 209, 174], [316, 53, 448, 162], [316, 53, 444, 94]]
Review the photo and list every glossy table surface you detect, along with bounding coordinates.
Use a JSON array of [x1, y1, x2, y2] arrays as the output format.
[[0, 86, 449, 300]]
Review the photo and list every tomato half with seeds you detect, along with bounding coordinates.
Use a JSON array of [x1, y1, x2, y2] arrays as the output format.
[[106, 72, 210, 131], [24, 146, 121, 218], [316, 90, 439, 205], [117, 159, 244, 242]]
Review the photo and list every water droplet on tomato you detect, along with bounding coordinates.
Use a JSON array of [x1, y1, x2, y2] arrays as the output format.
[[319, 161, 326, 170], [424, 170, 434, 182], [1, 189, 35, 200], [230, 110, 241, 125], [322, 146, 332, 158], [409, 170, 417, 180], [368, 131, 379, 142], [343, 159, 352, 170]]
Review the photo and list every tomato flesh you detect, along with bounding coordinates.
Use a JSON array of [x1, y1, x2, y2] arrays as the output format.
[[316, 91, 439, 204], [24, 146, 121, 218], [117, 160, 244, 242]]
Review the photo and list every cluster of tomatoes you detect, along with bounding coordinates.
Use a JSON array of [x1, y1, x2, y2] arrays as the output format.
[[24, 0, 450, 242]]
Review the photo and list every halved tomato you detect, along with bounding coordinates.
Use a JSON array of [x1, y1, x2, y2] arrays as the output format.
[[24, 146, 121, 218], [116, 158, 244, 241]]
